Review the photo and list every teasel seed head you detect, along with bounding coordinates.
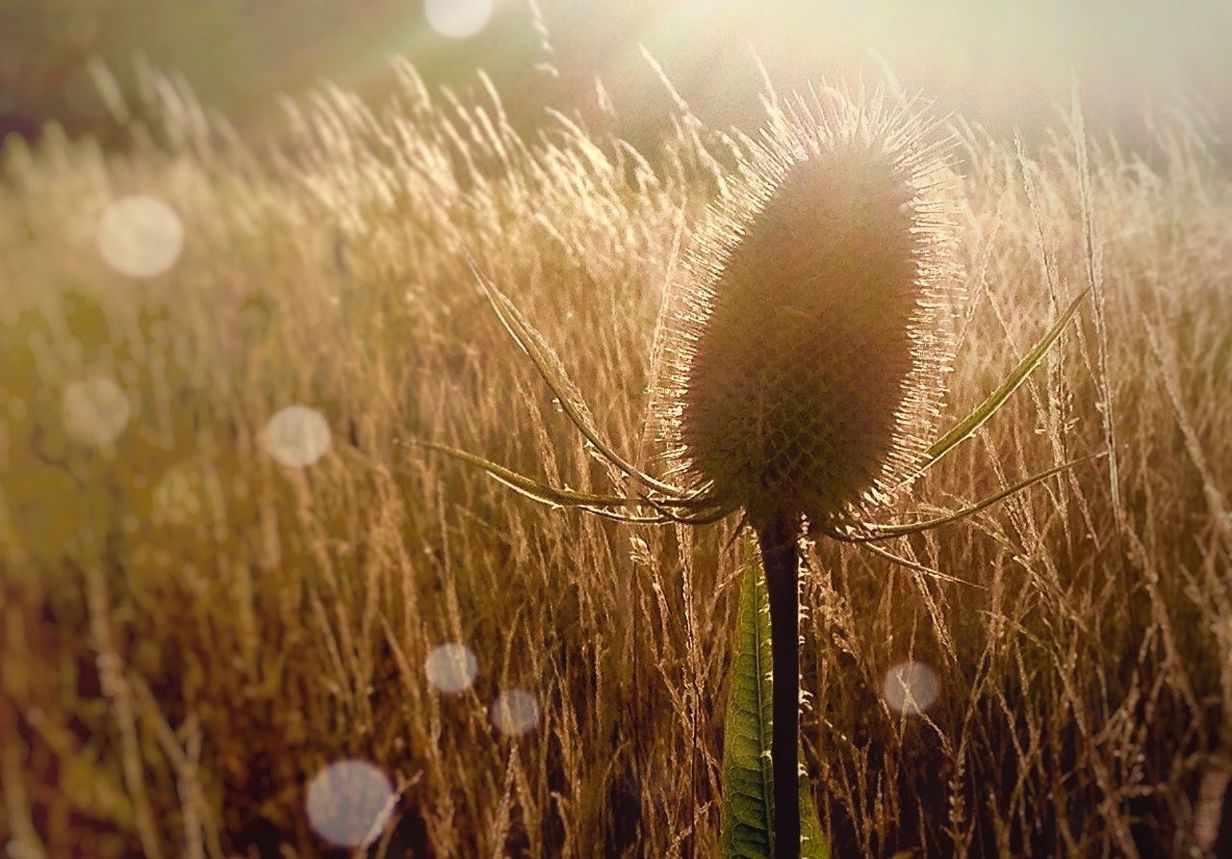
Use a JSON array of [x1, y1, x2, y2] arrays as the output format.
[[650, 88, 964, 530]]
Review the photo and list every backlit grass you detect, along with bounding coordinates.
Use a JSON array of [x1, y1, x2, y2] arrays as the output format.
[[1, 65, 1230, 856]]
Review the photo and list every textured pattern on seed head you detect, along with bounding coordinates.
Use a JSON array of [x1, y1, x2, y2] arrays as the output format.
[[650, 88, 964, 528]]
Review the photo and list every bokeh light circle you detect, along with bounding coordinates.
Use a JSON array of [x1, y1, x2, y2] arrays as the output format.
[[62, 377, 131, 446], [881, 660, 939, 716], [305, 759, 395, 848], [424, 0, 492, 39], [96, 196, 184, 278], [491, 689, 539, 736], [425, 643, 478, 693], [151, 465, 204, 525], [263, 405, 331, 468]]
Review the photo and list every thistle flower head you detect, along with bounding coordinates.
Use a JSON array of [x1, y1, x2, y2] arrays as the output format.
[[650, 88, 964, 529]]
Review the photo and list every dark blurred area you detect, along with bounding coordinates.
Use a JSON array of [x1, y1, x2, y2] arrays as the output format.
[[2, 0, 1230, 154]]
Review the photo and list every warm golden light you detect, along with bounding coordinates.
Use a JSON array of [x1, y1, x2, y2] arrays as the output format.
[[3, 2, 1228, 856], [2, 1, 1228, 146]]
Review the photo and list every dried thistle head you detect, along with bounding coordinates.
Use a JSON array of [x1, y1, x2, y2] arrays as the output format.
[[650, 88, 964, 529]]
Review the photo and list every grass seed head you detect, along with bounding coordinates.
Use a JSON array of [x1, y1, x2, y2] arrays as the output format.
[[651, 88, 963, 528]]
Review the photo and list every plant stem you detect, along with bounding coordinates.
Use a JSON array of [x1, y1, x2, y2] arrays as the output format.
[[757, 513, 801, 859]]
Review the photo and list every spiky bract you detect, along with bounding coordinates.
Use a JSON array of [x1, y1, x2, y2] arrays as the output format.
[[651, 89, 963, 529]]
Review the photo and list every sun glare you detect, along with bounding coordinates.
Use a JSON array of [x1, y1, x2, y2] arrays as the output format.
[[424, 0, 493, 40]]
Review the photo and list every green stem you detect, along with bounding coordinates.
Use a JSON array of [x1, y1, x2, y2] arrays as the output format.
[[757, 513, 801, 859]]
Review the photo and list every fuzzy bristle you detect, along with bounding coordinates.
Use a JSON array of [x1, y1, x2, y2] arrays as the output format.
[[650, 88, 963, 528]]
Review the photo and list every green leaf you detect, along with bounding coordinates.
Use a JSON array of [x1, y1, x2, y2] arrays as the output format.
[[722, 533, 829, 859]]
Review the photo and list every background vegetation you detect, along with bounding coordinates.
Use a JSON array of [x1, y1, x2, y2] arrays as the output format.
[[1, 60, 1230, 856]]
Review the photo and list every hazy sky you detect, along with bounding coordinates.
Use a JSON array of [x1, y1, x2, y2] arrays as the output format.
[[2, 0, 1228, 146]]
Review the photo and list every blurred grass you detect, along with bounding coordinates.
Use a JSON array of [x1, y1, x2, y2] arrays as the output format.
[[1, 62, 1230, 856]]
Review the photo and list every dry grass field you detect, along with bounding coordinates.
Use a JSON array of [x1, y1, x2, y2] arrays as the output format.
[[2, 63, 1231, 856]]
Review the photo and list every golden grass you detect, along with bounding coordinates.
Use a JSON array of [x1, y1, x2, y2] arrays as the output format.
[[1, 65, 1230, 856]]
